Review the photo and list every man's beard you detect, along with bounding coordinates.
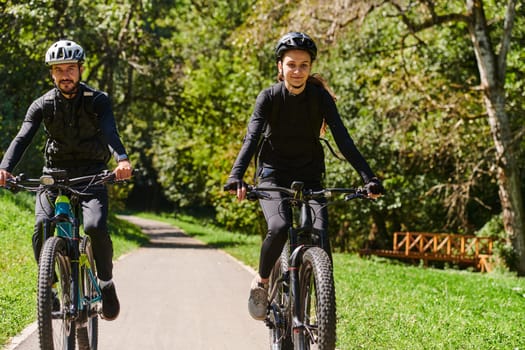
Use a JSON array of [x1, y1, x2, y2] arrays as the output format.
[[57, 80, 80, 96]]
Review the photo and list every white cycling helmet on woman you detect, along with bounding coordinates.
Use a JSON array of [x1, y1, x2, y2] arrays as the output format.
[[45, 40, 85, 66]]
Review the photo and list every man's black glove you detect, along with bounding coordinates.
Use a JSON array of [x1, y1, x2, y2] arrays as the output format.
[[223, 176, 246, 191], [364, 177, 384, 195]]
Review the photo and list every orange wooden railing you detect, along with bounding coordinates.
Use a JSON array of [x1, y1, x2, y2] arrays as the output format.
[[360, 232, 495, 272], [393, 232, 493, 257]]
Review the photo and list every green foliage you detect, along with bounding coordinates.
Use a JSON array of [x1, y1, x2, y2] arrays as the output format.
[[312, 1, 508, 250], [141, 1, 258, 209], [1, 0, 524, 260], [477, 215, 505, 239]]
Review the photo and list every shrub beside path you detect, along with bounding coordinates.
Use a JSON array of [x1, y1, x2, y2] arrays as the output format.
[[7, 215, 267, 350]]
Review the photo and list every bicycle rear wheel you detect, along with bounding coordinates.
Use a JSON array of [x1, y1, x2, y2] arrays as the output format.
[[268, 257, 293, 350], [297, 247, 336, 350], [38, 237, 75, 350], [77, 236, 99, 350]]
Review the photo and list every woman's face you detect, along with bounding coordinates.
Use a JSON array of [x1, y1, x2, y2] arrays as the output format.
[[278, 49, 312, 94]]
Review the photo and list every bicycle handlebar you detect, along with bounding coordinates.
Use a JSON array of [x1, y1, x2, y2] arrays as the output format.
[[3, 170, 123, 196], [245, 181, 370, 202]]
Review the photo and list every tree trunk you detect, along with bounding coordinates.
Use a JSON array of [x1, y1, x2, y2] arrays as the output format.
[[485, 92, 525, 274], [467, 0, 525, 274]]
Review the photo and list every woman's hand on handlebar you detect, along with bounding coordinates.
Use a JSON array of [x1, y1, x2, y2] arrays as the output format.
[[223, 176, 247, 201], [364, 177, 384, 200], [113, 160, 133, 181]]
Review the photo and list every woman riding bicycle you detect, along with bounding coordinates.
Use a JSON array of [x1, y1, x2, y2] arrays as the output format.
[[224, 31, 384, 320]]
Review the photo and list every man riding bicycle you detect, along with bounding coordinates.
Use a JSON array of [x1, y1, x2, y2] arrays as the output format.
[[0, 40, 132, 321]]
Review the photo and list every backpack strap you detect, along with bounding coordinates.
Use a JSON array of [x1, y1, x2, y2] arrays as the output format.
[[79, 85, 111, 162], [267, 83, 283, 136], [253, 83, 283, 182], [80, 83, 99, 117], [305, 83, 321, 141], [42, 89, 56, 127]]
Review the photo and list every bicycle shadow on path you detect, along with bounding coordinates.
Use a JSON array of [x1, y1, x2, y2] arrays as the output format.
[[140, 224, 215, 250], [130, 217, 250, 251]]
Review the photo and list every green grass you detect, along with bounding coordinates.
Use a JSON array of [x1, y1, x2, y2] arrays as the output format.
[[0, 192, 147, 349], [3, 204, 525, 349], [334, 256, 525, 349], [137, 212, 525, 349], [0, 191, 39, 348]]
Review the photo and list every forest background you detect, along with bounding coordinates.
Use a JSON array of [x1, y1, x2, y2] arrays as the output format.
[[1, 1, 524, 272]]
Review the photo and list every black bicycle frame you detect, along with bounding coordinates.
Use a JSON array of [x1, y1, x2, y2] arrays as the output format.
[[288, 198, 316, 334]]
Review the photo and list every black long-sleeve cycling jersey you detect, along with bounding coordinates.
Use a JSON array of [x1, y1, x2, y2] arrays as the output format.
[[228, 81, 376, 185], [0, 83, 127, 174]]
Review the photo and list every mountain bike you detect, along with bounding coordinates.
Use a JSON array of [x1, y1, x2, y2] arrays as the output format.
[[5, 170, 121, 350], [247, 181, 369, 350]]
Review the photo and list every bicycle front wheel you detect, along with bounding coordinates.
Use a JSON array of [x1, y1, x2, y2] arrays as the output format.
[[38, 236, 75, 350], [77, 235, 99, 350], [298, 247, 336, 350]]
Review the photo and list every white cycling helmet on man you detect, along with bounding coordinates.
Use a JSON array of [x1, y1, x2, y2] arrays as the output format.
[[45, 40, 85, 66]]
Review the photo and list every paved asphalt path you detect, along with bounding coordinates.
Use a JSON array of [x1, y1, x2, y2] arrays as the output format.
[[6, 215, 268, 350]]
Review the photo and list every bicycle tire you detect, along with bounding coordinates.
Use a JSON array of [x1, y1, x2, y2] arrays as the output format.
[[268, 257, 293, 350], [77, 236, 99, 350], [38, 236, 76, 350], [297, 247, 336, 350]]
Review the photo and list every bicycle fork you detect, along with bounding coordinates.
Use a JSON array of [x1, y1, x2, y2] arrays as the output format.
[[289, 243, 306, 335], [53, 195, 84, 324]]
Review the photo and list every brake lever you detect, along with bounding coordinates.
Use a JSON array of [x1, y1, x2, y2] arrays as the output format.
[[344, 189, 370, 201], [93, 171, 117, 185]]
